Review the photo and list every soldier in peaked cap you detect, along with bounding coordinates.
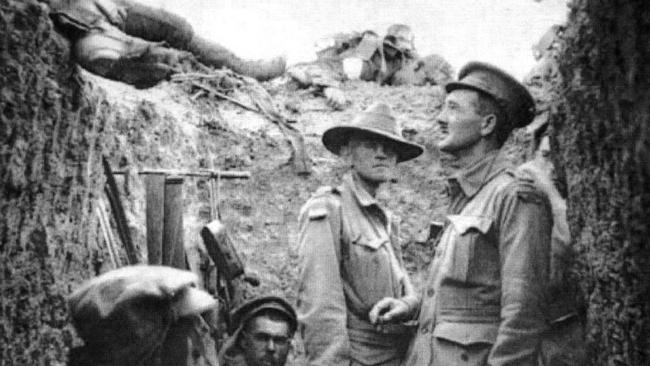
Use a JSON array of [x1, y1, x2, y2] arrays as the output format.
[[370, 62, 554, 366], [219, 296, 297, 366], [297, 102, 424, 366]]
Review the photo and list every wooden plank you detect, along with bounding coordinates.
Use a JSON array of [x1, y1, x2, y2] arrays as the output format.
[[102, 157, 138, 264], [95, 201, 119, 269], [145, 173, 166, 265], [163, 176, 185, 268]]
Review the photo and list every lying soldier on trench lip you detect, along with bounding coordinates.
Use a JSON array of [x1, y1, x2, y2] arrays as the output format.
[[49, 0, 287, 88]]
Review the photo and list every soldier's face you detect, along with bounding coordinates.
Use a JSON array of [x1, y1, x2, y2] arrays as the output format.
[[436, 89, 484, 154], [241, 316, 291, 366], [535, 135, 555, 179], [343, 132, 398, 184]]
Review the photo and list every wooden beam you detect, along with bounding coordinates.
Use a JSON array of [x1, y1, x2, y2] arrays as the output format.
[[145, 173, 166, 265]]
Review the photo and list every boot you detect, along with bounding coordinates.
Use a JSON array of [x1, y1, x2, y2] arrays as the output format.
[[188, 35, 286, 81]]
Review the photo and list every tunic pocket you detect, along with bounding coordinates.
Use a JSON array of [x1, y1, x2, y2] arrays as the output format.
[[346, 233, 395, 309], [432, 322, 497, 366], [442, 215, 492, 282]]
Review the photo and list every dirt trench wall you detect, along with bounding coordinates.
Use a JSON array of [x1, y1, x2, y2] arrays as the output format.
[[552, 0, 650, 364], [0, 0, 106, 363]]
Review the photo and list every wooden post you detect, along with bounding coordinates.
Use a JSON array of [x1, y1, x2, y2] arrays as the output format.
[[144, 173, 166, 265], [163, 176, 185, 269]]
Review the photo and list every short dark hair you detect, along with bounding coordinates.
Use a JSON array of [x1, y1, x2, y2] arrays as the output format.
[[474, 92, 509, 147], [243, 309, 296, 335]]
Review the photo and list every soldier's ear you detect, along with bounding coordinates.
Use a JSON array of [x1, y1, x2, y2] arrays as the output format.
[[480, 113, 497, 138], [339, 144, 354, 168]]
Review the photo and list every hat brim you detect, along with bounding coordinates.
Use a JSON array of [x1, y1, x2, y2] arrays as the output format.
[[322, 125, 424, 163], [172, 287, 217, 317]]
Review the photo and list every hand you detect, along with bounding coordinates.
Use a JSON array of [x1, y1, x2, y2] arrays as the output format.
[[369, 297, 411, 326], [518, 159, 556, 197], [323, 87, 347, 110]]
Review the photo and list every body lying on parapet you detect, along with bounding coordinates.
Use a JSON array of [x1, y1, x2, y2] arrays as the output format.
[[286, 24, 454, 110], [49, 0, 287, 88]]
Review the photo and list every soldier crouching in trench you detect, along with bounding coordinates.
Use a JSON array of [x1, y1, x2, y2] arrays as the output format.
[[218, 296, 297, 366], [49, 0, 286, 88], [297, 102, 424, 365], [369, 62, 555, 366]]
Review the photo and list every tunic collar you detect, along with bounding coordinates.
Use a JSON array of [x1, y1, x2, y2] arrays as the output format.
[[448, 150, 511, 198], [342, 172, 379, 208]]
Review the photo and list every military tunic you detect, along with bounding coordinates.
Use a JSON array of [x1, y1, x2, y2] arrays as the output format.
[[297, 173, 415, 366], [537, 194, 586, 366], [404, 152, 553, 366]]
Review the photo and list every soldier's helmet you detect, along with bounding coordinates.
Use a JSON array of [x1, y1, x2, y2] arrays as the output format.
[[383, 24, 416, 53]]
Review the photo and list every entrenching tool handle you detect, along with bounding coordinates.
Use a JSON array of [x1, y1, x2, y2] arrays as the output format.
[[145, 173, 166, 265], [163, 176, 185, 269]]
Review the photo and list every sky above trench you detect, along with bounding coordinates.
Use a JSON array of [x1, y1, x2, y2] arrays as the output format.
[[138, 0, 570, 79]]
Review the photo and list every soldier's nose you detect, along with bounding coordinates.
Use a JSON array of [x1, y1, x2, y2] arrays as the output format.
[[266, 339, 276, 351]]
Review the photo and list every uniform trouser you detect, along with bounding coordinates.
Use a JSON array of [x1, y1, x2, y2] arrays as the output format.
[[121, 2, 240, 70], [122, 1, 284, 80]]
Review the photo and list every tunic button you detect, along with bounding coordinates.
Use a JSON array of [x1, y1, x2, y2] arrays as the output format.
[[427, 288, 435, 297], [420, 319, 431, 334], [461, 353, 469, 362]]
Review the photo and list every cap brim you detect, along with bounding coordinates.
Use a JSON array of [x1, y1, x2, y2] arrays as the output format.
[[322, 126, 424, 163], [230, 296, 297, 334], [444, 80, 488, 95]]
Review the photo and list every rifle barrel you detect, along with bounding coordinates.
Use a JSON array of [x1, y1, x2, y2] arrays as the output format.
[[112, 169, 251, 180]]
